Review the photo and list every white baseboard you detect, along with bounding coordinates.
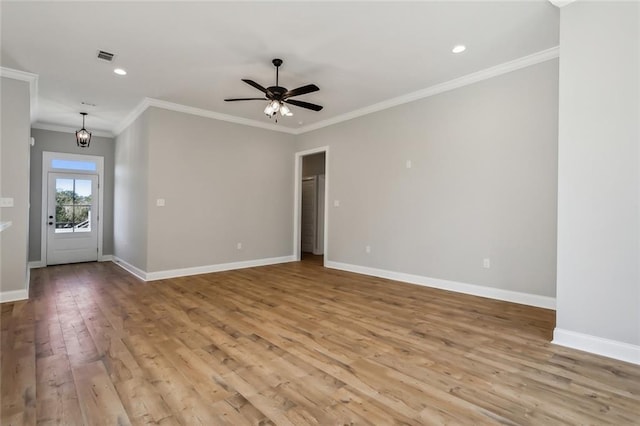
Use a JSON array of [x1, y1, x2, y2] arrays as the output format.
[[112, 257, 147, 281], [553, 328, 640, 365], [29, 256, 112, 267], [325, 261, 556, 310], [112, 255, 296, 282], [145, 255, 296, 281], [0, 289, 29, 303]]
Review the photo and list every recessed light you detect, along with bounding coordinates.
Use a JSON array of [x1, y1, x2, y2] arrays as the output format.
[[452, 45, 466, 54], [114, 68, 127, 76]]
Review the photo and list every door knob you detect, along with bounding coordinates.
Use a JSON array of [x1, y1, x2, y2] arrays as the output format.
[[49, 215, 53, 219], [48, 222, 53, 225]]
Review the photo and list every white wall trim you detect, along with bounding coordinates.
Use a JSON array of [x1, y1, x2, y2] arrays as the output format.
[[553, 328, 640, 366], [293, 146, 330, 263], [112, 47, 559, 137], [548, 0, 577, 8], [298, 46, 559, 134], [41, 152, 105, 266], [0, 67, 37, 82], [113, 97, 298, 136], [112, 255, 296, 282], [112, 256, 148, 281], [146, 255, 296, 281], [30, 256, 112, 268], [0, 67, 38, 123], [28, 261, 45, 269], [325, 261, 556, 310], [113, 97, 150, 136], [32, 122, 114, 138], [0, 289, 29, 303]]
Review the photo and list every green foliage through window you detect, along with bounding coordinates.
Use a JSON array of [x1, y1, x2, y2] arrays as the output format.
[[55, 183, 92, 232]]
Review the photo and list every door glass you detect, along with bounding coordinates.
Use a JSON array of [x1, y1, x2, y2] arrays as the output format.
[[55, 178, 92, 233], [51, 159, 97, 171]]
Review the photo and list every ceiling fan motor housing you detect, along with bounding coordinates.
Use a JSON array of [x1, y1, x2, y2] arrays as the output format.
[[267, 86, 287, 100]]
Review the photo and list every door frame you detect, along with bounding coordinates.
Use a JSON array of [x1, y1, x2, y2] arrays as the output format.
[[293, 146, 329, 263], [41, 151, 105, 265]]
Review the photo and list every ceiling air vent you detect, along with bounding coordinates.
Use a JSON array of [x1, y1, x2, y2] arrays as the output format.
[[96, 50, 115, 62]]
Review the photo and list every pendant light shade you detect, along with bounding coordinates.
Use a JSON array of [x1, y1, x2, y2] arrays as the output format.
[[76, 112, 92, 148]]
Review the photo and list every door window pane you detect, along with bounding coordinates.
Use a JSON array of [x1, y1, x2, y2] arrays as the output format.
[[55, 178, 92, 233], [51, 159, 97, 171]]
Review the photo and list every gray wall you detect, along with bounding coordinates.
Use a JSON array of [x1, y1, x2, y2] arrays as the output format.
[[1, 76, 30, 294], [145, 108, 296, 272], [556, 2, 639, 346], [114, 111, 149, 271], [29, 128, 115, 261], [296, 59, 559, 298], [114, 107, 296, 273]]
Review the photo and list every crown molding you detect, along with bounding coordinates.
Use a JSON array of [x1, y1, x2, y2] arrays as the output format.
[[297, 46, 560, 134], [112, 97, 151, 136], [0, 67, 39, 123], [114, 46, 559, 137], [548, 0, 577, 8], [32, 122, 114, 138], [113, 97, 299, 136]]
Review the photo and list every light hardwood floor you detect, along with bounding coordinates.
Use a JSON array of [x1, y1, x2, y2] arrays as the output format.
[[1, 259, 639, 425]]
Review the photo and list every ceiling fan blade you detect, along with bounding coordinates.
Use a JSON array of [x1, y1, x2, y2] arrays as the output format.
[[284, 99, 323, 112], [224, 98, 267, 102], [283, 84, 320, 99], [242, 79, 268, 94]]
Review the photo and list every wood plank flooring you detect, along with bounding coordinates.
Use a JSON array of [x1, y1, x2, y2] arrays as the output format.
[[2, 259, 639, 425]]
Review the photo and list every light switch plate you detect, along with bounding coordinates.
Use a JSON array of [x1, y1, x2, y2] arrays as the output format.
[[156, 198, 165, 207], [0, 198, 14, 208]]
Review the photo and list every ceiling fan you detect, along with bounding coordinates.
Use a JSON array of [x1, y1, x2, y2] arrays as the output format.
[[224, 58, 323, 120]]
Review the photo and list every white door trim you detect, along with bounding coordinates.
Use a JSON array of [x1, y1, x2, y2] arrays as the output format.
[[293, 146, 329, 263], [41, 151, 105, 265]]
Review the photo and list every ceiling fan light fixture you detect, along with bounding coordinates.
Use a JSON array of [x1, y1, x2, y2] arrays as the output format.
[[280, 104, 292, 116], [225, 58, 323, 121], [75, 112, 92, 148], [264, 103, 276, 116]]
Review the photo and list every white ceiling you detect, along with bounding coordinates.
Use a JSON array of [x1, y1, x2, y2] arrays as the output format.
[[0, 1, 559, 135]]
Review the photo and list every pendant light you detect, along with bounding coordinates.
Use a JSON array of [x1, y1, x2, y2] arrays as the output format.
[[76, 112, 92, 148]]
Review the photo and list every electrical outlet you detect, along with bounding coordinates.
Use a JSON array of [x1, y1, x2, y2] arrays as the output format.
[[334, 200, 340, 207], [156, 198, 165, 207], [237, 242, 243, 250], [406, 160, 412, 169], [365, 245, 371, 254], [0, 198, 14, 208], [483, 258, 491, 269]]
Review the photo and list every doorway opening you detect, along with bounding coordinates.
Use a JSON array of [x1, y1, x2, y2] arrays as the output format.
[[294, 147, 328, 265], [41, 152, 104, 265]]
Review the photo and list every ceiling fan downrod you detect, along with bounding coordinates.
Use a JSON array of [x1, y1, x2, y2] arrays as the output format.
[[273, 58, 283, 87]]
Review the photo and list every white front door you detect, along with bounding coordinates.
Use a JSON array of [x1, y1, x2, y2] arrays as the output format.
[[46, 172, 99, 265]]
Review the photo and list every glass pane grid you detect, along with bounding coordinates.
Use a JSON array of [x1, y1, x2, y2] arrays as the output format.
[[55, 178, 92, 233]]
